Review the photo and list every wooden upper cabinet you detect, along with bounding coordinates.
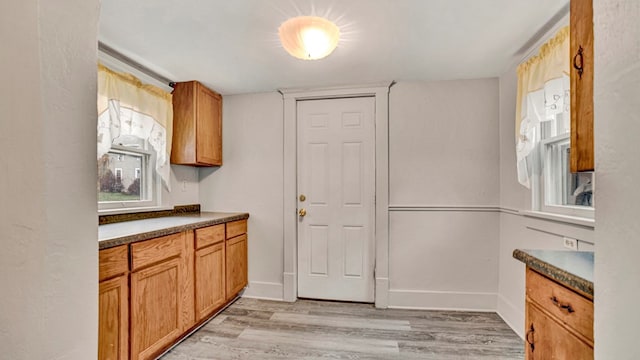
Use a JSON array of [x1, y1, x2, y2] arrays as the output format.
[[570, 0, 594, 172], [171, 81, 222, 166]]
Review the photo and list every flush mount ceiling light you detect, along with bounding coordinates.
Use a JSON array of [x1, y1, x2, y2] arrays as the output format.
[[278, 16, 340, 60]]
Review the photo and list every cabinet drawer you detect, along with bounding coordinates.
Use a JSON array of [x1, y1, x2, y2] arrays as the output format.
[[99, 245, 128, 281], [131, 232, 183, 271], [226, 219, 247, 239], [526, 268, 593, 342], [195, 224, 225, 249]]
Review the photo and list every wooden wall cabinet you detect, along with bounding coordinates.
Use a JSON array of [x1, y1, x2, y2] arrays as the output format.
[[98, 245, 129, 360], [570, 0, 594, 172], [194, 225, 226, 321], [524, 268, 593, 359], [225, 220, 248, 300], [171, 81, 223, 166]]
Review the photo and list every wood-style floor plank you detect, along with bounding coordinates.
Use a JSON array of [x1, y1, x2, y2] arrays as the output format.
[[161, 298, 524, 360]]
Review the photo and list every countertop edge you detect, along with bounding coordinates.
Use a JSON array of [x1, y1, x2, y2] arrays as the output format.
[[513, 249, 594, 298], [99, 212, 250, 250]]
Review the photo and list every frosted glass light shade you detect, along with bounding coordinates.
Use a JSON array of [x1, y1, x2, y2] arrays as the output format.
[[278, 16, 340, 60]]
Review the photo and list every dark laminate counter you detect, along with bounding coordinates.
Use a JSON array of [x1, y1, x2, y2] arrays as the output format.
[[513, 249, 594, 298], [99, 212, 249, 249]]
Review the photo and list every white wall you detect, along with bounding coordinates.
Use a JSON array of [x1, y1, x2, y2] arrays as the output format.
[[496, 55, 594, 338], [593, 1, 640, 358], [167, 165, 200, 206], [199, 92, 285, 300], [0, 0, 99, 358], [387, 80, 501, 310]]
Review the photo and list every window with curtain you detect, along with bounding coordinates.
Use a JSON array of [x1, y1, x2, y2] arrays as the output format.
[[516, 26, 593, 218], [97, 64, 173, 210]]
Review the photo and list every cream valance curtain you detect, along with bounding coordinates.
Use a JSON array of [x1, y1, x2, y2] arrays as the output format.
[[97, 64, 173, 190], [515, 26, 570, 188]]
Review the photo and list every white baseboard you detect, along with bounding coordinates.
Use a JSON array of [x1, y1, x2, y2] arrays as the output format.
[[283, 272, 296, 302], [388, 289, 497, 312], [375, 277, 389, 309], [497, 294, 525, 339], [242, 281, 284, 301]]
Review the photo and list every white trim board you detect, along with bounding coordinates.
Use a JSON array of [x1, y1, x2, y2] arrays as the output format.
[[281, 84, 392, 307], [497, 293, 525, 339], [389, 205, 501, 212], [241, 281, 284, 301], [388, 289, 498, 312]]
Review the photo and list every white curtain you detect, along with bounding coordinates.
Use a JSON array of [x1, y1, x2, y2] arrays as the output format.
[[516, 26, 570, 189], [97, 64, 173, 190]]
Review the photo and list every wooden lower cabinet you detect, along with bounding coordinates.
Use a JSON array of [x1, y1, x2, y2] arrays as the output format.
[[98, 275, 128, 360], [98, 218, 248, 360], [226, 234, 248, 300], [524, 267, 593, 359], [99, 245, 129, 360], [130, 257, 184, 360], [526, 302, 593, 359], [195, 242, 226, 321], [129, 232, 194, 360]]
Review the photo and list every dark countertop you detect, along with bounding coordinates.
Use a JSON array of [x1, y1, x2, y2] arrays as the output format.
[[513, 249, 594, 298], [99, 212, 249, 249]]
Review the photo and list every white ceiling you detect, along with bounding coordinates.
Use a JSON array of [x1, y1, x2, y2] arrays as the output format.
[[99, 0, 568, 95]]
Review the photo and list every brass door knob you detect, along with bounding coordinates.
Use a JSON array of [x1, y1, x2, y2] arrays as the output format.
[[298, 208, 307, 217]]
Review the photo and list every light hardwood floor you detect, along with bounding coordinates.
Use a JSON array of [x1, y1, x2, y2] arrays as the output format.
[[161, 298, 524, 360]]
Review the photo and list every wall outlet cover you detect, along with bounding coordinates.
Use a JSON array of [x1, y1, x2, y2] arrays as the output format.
[[563, 237, 578, 250]]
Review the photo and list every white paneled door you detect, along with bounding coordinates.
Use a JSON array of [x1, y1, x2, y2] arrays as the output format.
[[297, 97, 375, 302]]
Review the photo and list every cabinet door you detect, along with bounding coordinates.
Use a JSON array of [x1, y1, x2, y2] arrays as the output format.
[[226, 234, 248, 299], [99, 275, 128, 360], [195, 242, 226, 321], [570, 0, 594, 172], [130, 257, 183, 360], [196, 84, 222, 165], [525, 302, 593, 360]]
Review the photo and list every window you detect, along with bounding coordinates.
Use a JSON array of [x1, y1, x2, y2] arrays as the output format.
[[516, 26, 594, 220], [97, 135, 158, 210], [97, 64, 173, 212], [537, 117, 594, 219]]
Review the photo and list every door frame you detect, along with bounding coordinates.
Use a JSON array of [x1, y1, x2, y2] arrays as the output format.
[[280, 83, 392, 308]]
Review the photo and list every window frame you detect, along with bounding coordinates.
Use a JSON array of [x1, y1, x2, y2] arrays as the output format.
[[534, 133, 594, 219], [98, 144, 161, 212]]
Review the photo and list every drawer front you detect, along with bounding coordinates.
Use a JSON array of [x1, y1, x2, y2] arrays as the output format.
[[226, 219, 247, 239], [131, 232, 183, 271], [99, 245, 128, 281], [195, 224, 225, 249], [526, 268, 593, 342]]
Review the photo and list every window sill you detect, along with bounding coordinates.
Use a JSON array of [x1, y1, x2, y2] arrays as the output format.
[[520, 210, 595, 229], [98, 205, 173, 216]]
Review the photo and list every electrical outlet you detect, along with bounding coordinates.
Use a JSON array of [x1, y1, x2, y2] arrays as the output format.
[[563, 237, 578, 250], [181, 180, 187, 192]]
